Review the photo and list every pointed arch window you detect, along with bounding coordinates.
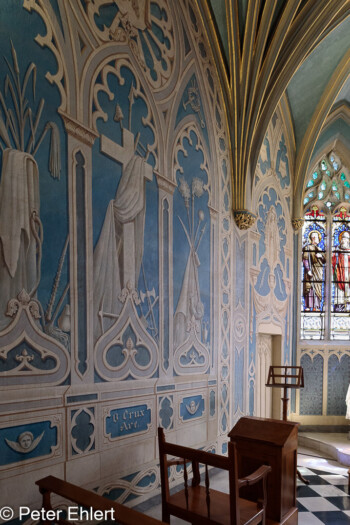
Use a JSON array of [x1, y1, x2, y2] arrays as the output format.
[[301, 151, 350, 340]]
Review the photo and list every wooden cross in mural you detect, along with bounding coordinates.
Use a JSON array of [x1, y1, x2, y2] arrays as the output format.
[[100, 130, 153, 289]]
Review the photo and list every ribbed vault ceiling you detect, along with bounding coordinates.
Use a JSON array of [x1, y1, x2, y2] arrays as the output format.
[[196, 0, 350, 221]]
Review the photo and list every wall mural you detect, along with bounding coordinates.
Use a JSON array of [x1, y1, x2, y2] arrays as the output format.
[[0, 0, 232, 513], [0, 35, 69, 386], [0, 43, 67, 339], [85, 0, 175, 91], [173, 123, 211, 375], [248, 110, 293, 416], [92, 61, 157, 343], [92, 58, 160, 382]]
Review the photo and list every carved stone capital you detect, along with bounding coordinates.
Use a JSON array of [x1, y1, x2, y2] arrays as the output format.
[[233, 210, 257, 230], [59, 111, 99, 146], [292, 218, 305, 231]]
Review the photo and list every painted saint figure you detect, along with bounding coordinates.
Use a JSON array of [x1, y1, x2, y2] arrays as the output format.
[[302, 230, 325, 311], [332, 230, 350, 312]]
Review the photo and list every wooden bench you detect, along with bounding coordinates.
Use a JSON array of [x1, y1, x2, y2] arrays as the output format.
[[158, 427, 271, 525], [36, 475, 166, 525]]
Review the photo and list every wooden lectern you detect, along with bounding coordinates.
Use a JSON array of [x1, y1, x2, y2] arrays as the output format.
[[265, 366, 304, 422], [266, 365, 309, 485], [228, 417, 299, 525]]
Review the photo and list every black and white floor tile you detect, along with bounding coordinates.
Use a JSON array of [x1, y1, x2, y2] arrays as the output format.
[[297, 466, 349, 525], [142, 450, 350, 524]]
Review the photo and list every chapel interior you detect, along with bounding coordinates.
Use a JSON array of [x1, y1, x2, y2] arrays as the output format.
[[0, 1, 350, 524]]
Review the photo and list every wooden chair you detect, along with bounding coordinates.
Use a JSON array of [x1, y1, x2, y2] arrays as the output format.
[[158, 427, 271, 525]]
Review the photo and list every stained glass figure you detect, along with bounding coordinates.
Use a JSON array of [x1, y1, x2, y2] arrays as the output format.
[[300, 208, 326, 339], [331, 209, 350, 339], [302, 230, 325, 311], [332, 227, 350, 312]]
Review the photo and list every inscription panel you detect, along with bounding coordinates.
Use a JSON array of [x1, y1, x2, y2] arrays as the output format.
[[105, 404, 152, 440]]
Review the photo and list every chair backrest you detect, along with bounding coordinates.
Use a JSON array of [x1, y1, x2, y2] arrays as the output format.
[[158, 428, 245, 525]]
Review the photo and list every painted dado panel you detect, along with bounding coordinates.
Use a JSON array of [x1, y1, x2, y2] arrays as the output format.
[[0, 0, 230, 513], [297, 348, 350, 418]]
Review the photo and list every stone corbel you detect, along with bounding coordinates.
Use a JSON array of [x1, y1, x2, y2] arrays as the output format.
[[292, 217, 304, 231], [233, 210, 257, 230]]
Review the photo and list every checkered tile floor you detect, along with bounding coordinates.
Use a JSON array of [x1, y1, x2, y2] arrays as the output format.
[[297, 466, 350, 524], [143, 453, 350, 524]]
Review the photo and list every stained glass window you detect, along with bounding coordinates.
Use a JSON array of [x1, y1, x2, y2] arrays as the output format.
[[301, 207, 326, 339], [301, 151, 350, 340], [331, 207, 350, 339]]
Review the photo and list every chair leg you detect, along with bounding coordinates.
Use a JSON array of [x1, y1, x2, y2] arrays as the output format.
[[162, 509, 170, 523]]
